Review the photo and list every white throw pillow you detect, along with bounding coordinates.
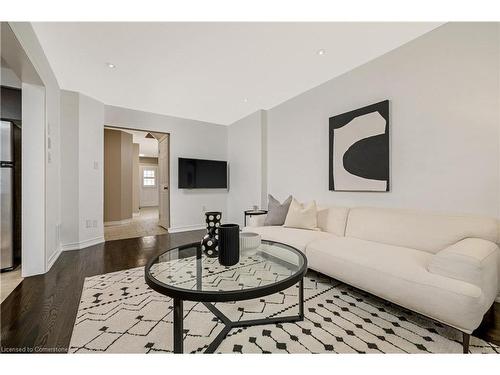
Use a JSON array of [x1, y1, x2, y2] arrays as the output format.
[[284, 198, 318, 230]]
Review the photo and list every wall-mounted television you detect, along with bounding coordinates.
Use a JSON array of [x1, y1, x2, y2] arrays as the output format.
[[178, 157, 228, 189]]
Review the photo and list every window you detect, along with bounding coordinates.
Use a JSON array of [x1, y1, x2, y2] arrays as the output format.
[[143, 169, 156, 187]]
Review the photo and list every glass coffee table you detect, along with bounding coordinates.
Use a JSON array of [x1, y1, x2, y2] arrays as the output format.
[[145, 240, 307, 353]]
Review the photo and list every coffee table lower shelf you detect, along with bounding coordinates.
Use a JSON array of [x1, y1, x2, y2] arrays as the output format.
[[172, 278, 304, 354]]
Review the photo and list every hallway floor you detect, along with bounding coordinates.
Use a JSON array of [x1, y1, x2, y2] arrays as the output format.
[[104, 207, 167, 241], [0, 266, 23, 304]]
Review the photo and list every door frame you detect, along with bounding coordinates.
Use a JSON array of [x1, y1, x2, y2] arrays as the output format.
[[103, 125, 170, 231], [2, 23, 48, 277], [156, 134, 170, 229]]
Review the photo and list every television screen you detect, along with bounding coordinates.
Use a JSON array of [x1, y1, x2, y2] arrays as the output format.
[[178, 158, 228, 189]]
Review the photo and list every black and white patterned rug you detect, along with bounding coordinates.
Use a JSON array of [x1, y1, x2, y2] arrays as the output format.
[[69, 266, 499, 354]]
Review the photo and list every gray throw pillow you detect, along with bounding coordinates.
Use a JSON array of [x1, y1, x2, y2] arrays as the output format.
[[264, 194, 292, 226]]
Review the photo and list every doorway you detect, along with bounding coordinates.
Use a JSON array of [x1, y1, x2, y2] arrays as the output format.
[[103, 126, 170, 241], [1, 96, 22, 303], [157, 133, 169, 229]]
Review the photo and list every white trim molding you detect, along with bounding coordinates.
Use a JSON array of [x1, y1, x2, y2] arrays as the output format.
[[46, 246, 62, 272], [168, 224, 205, 233], [61, 236, 105, 251], [104, 219, 132, 227]]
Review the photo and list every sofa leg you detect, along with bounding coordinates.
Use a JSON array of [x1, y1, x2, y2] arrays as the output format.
[[462, 332, 470, 354]]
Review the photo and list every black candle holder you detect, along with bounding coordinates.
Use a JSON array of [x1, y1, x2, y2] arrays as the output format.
[[218, 224, 240, 266]]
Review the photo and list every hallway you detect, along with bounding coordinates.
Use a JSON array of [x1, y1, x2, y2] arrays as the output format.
[[0, 266, 23, 304], [104, 206, 167, 241]]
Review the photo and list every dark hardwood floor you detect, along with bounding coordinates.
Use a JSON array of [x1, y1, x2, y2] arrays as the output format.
[[1, 230, 205, 353], [1, 230, 499, 353]]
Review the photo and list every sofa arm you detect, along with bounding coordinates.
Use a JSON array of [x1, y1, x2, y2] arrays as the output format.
[[427, 238, 499, 287], [246, 214, 267, 227]]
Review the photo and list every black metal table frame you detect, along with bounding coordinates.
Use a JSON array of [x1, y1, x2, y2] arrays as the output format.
[[172, 279, 304, 353], [145, 240, 307, 354]]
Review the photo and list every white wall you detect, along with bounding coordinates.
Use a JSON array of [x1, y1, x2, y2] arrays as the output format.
[[60, 90, 104, 250], [78, 93, 104, 245], [9, 22, 62, 275], [21, 83, 46, 276], [60, 91, 79, 247], [105, 105, 228, 232], [1, 66, 21, 88], [266, 23, 500, 218], [10, 21, 500, 279], [227, 110, 266, 226]]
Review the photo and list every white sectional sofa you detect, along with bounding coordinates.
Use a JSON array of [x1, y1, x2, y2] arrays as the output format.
[[244, 206, 500, 352]]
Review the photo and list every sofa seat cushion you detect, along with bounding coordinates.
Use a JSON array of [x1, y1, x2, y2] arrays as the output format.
[[242, 226, 334, 252], [306, 237, 493, 332]]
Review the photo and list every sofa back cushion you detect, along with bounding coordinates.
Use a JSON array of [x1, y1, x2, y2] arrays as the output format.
[[284, 199, 318, 230], [316, 206, 350, 236], [345, 207, 498, 253], [264, 194, 292, 226]]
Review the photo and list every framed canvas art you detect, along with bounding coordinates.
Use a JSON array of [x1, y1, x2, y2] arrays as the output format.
[[329, 100, 389, 192]]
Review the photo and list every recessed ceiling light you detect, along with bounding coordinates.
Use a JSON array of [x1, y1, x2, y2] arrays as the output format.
[[317, 49, 326, 56], [243, 98, 248, 103], [106, 62, 116, 68]]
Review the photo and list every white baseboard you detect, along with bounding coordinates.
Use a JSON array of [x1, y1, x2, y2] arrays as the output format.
[[104, 219, 132, 227], [168, 224, 205, 233], [61, 236, 105, 251], [46, 246, 62, 271]]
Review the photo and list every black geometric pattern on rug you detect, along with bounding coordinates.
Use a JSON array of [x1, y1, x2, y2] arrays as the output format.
[[69, 263, 499, 354]]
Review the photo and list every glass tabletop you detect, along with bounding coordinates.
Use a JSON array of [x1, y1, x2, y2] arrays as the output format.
[[145, 240, 307, 302]]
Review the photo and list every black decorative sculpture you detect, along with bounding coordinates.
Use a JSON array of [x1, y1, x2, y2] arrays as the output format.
[[201, 211, 221, 258]]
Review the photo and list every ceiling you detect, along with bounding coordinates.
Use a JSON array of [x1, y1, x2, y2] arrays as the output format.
[[32, 22, 442, 125], [2, 23, 43, 88], [106, 127, 158, 157]]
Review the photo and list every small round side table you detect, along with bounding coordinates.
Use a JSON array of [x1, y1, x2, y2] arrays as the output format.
[[243, 209, 268, 227]]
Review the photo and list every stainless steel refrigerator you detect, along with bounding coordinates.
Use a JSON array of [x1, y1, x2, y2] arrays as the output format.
[[1, 120, 14, 270]]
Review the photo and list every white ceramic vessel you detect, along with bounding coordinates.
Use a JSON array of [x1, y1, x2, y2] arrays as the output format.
[[239, 232, 261, 252]]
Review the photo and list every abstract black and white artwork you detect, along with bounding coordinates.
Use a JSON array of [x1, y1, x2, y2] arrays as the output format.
[[329, 100, 389, 192]]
